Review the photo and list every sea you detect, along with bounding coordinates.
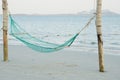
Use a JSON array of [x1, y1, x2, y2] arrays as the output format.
[[0, 14, 120, 54]]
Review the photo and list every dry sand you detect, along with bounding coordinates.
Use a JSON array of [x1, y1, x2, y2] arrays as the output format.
[[0, 45, 120, 80]]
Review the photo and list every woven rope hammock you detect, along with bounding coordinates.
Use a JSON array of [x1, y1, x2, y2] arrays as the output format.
[[9, 14, 95, 53]]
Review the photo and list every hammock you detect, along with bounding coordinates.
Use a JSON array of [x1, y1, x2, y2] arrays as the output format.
[[9, 14, 95, 53]]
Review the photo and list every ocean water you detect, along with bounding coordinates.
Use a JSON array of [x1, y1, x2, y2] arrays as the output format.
[[0, 14, 120, 53]]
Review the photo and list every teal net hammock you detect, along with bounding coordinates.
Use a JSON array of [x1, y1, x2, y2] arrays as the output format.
[[9, 14, 95, 53]]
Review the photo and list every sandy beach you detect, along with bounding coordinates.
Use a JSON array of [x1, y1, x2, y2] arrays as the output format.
[[0, 45, 120, 80]]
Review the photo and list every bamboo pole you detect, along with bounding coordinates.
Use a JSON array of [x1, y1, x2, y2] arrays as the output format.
[[2, 0, 8, 61], [96, 0, 104, 72]]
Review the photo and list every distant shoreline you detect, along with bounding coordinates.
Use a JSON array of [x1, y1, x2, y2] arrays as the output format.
[[0, 10, 120, 16]]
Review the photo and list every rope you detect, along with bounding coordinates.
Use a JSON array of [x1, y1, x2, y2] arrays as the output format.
[[0, 27, 3, 31], [77, 14, 96, 35]]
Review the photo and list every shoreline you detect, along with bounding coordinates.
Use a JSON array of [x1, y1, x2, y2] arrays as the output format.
[[1, 44, 120, 55]]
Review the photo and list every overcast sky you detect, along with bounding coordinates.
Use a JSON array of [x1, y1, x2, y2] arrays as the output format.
[[0, 0, 120, 14]]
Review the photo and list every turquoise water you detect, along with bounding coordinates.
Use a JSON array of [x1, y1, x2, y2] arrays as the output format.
[[0, 14, 120, 52]]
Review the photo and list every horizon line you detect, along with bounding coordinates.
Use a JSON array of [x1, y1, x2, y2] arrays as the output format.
[[0, 9, 120, 15]]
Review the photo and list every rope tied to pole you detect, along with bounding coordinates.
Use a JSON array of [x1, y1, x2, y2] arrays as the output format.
[[77, 14, 96, 35]]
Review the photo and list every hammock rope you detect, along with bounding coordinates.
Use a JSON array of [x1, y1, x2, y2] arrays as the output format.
[[9, 14, 95, 53], [0, 27, 3, 31]]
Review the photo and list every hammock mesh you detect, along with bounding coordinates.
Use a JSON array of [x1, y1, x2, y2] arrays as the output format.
[[9, 15, 79, 53]]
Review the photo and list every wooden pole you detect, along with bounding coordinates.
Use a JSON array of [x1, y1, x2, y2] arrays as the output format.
[[96, 0, 104, 72], [2, 0, 8, 61]]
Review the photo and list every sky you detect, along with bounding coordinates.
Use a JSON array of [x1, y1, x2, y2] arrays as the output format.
[[0, 0, 120, 14]]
